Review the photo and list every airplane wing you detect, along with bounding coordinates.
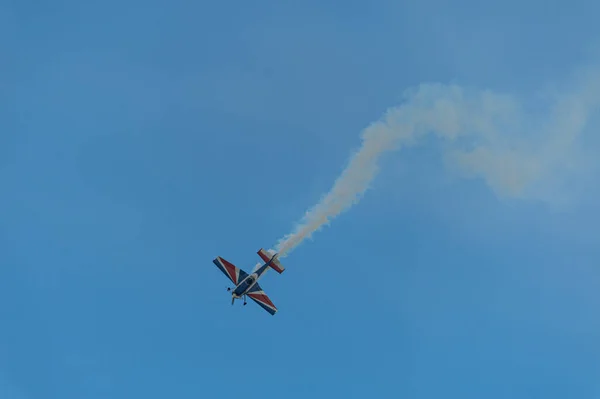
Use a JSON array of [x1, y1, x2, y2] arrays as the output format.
[[212, 256, 249, 285], [246, 283, 278, 315]]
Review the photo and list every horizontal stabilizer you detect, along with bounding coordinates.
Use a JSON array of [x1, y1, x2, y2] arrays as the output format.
[[257, 248, 285, 274]]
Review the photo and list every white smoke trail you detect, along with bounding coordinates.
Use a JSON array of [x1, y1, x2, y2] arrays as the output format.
[[273, 120, 401, 256], [273, 67, 600, 257]]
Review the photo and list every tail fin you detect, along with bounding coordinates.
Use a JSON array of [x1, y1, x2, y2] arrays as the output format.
[[257, 248, 285, 274]]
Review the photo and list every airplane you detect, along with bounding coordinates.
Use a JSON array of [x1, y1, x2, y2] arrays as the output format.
[[212, 248, 285, 315]]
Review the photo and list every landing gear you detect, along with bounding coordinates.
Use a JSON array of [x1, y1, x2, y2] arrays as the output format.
[[228, 291, 247, 307]]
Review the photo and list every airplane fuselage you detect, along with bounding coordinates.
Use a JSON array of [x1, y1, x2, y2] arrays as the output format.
[[231, 262, 271, 299]]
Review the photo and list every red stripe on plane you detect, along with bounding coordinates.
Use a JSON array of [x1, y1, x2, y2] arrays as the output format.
[[248, 292, 276, 309], [257, 251, 270, 263], [219, 258, 238, 284]]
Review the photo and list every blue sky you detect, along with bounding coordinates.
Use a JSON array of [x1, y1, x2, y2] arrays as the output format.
[[2, 0, 600, 398]]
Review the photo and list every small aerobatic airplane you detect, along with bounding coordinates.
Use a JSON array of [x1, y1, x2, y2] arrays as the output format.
[[212, 248, 285, 315]]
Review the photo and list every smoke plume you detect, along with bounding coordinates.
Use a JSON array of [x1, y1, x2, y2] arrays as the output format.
[[273, 66, 600, 257]]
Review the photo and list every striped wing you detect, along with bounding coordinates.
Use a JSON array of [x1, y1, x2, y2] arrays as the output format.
[[212, 257, 248, 285], [247, 283, 277, 315]]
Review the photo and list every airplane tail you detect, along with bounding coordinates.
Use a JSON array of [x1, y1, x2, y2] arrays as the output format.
[[257, 248, 285, 274]]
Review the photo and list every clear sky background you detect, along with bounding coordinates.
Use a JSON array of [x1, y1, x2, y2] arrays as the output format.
[[2, 0, 600, 398]]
